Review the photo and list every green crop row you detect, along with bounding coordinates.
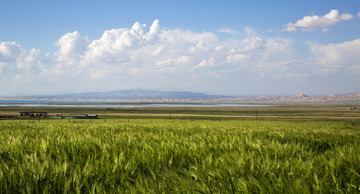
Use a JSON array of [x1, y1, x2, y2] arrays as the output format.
[[0, 119, 359, 193]]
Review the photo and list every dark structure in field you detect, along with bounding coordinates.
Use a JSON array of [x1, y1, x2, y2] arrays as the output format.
[[86, 114, 98, 119], [0, 115, 17, 119], [51, 114, 98, 119], [20, 112, 48, 118]]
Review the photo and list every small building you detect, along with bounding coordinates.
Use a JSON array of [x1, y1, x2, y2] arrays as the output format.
[[51, 114, 98, 119], [20, 112, 48, 118], [348, 107, 357, 110], [0, 115, 17, 119], [86, 114, 98, 119], [60, 115, 87, 119]]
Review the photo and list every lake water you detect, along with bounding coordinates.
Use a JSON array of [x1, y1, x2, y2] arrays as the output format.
[[0, 100, 271, 108]]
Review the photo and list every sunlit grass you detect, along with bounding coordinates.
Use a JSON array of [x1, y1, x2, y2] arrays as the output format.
[[0, 119, 359, 193]]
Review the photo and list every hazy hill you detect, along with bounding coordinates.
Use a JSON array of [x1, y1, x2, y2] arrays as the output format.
[[28, 89, 229, 99], [2, 91, 359, 103]]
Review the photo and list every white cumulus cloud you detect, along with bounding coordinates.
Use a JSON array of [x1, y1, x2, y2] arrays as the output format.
[[16, 48, 40, 70], [0, 41, 40, 72], [4, 19, 360, 95], [43, 20, 298, 82], [55, 31, 89, 62], [43, 31, 89, 77], [308, 38, 360, 72], [0, 42, 23, 62], [283, 9, 353, 32], [0, 19, 310, 94]]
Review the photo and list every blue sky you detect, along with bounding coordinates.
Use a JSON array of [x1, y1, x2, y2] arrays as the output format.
[[1, 0, 360, 96]]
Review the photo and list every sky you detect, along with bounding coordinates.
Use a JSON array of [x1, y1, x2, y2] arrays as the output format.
[[1, 0, 360, 96]]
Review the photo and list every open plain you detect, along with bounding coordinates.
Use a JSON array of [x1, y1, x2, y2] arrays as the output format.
[[0, 104, 360, 193]]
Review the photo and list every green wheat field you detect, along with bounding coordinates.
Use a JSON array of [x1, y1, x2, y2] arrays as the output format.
[[0, 106, 360, 193]]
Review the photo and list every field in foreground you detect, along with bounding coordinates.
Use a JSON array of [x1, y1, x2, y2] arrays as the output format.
[[0, 119, 360, 193]]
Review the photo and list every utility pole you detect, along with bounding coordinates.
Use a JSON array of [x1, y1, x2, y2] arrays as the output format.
[[169, 108, 172, 119]]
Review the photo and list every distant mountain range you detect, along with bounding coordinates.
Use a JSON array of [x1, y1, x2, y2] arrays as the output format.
[[1, 90, 360, 103], [226, 93, 360, 103], [27, 89, 230, 99]]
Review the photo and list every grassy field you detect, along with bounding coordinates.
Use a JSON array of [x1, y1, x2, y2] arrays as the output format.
[[1, 103, 360, 121], [0, 105, 360, 192]]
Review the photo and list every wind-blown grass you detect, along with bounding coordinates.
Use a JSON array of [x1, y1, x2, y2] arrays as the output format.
[[0, 119, 359, 193]]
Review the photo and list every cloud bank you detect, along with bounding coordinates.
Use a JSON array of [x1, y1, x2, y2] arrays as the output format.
[[43, 20, 297, 81], [308, 39, 360, 72], [0, 19, 359, 95], [0, 41, 40, 72]]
